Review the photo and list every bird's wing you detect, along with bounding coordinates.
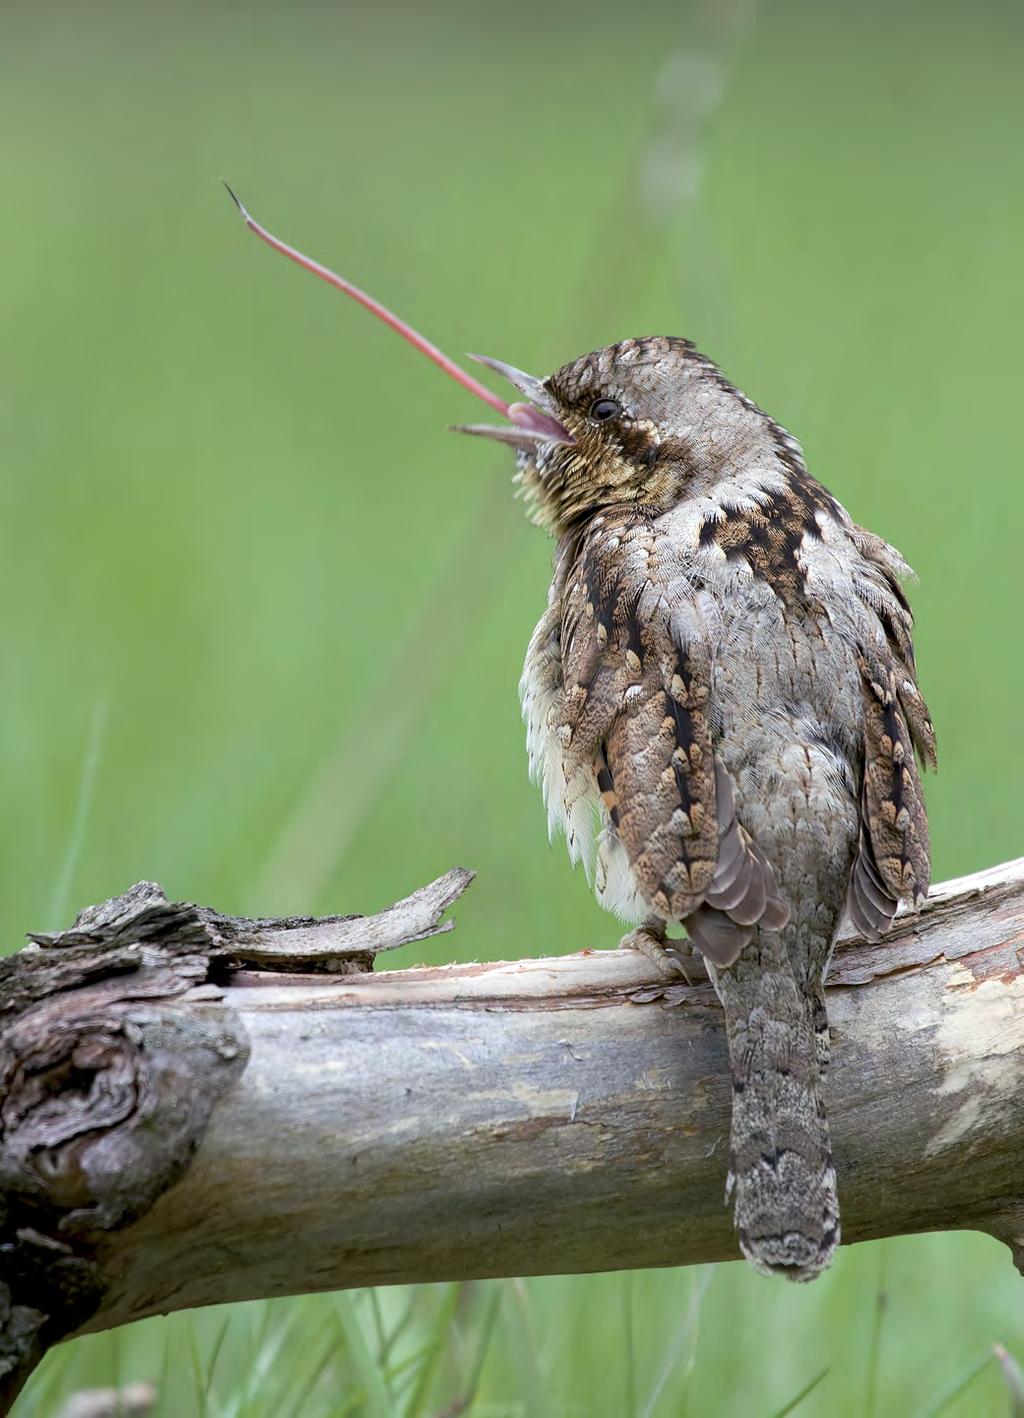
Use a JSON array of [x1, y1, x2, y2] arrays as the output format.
[[848, 648, 935, 939], [559, 516, 787, 966], [845, 527, 937, 940]]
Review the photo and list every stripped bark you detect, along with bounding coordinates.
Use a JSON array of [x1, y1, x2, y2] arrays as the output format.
[[3, 859, 1024, 1413]]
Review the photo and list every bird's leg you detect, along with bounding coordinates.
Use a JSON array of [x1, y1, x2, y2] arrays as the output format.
[[808, 981, 831, 1075], [619, 915, 693, 982]]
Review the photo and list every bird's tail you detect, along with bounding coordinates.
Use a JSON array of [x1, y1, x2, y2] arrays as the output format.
[[709, 932, 839, 1281]]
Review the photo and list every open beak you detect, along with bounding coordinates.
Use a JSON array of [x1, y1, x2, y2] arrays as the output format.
[[454, 356, 575, 447], [224, 187, 574, 447]]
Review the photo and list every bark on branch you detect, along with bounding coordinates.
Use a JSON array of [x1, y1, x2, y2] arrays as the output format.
[[3, 859, 1024, 1412]]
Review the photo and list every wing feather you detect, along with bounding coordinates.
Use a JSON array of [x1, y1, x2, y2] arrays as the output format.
[[858, 649, 932, 908], [557, 515, 787, 965], [845, 526, 936, 939]]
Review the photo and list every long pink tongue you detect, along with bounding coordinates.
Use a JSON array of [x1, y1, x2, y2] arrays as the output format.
[[507, 401, 573, 440], [224, 184, 511, 420]]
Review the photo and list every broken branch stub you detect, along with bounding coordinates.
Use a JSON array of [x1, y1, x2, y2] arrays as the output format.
[[27, 868, 476, 974], [0, 870, 475, 1413], [0, 946, 247, 1411]]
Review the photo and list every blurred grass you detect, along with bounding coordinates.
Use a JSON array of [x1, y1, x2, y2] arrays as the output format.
[[3, 0, 1023, 1413]]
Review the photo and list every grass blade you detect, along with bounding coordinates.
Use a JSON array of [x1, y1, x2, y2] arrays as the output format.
[[202, 1315, 233, 1402], [918, 1352, 993, 1418], [49, 698, 108, 929], [434, 1287, 502, 1418], [639, 1266, 714, 1418], [994, 1345, 1024, 1417], [622, 1272, 636, 1418], [333, 1292, 392, 1418], [770, 1367, 830, 1418], [404, 1284, 463, 1418], [380, 1291, 420, 1368], [865, 1244, 889, 1418], [281, 1312, 348, 1418]]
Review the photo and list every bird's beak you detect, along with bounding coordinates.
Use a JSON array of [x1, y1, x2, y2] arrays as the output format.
[[454, 355, 575, 446]]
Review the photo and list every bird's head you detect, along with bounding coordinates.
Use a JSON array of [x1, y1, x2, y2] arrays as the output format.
[[456, 337, 752, 534]]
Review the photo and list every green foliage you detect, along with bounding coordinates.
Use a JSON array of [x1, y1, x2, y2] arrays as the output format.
[[3, 0, 1023, 1412], [16, 1247, 1024, 1415]]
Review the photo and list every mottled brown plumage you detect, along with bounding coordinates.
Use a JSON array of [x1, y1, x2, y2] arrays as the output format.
[[464, 335, 935, 1280], [556, 511, 788, 962]]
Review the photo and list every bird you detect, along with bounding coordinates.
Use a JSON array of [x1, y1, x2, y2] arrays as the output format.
[[456, 338, 935, 1280], [228, 196, 935, 1281]]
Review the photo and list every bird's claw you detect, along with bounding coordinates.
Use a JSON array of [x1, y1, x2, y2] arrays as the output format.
[[620, 927, 694, 984]]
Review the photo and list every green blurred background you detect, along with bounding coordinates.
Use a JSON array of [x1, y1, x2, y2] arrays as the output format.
[[3, 0, 1022, 1412]]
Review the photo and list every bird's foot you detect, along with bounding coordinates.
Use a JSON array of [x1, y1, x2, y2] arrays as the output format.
[[620, 921, 694, 983]]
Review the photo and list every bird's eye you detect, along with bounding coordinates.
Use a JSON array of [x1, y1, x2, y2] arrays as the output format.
[[589, 397, 621, 422]]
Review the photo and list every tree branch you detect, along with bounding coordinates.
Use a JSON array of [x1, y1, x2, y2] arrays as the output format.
[[3, 860, 1024, 1411]]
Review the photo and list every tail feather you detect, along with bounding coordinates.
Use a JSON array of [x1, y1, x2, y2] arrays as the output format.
[[710, 944, 839, 1281]]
